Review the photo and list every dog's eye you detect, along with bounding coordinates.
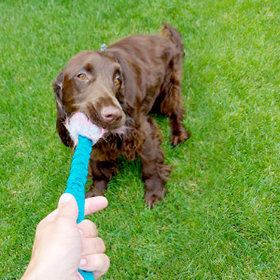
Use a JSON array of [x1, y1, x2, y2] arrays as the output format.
[[114, 77, 121, 87], [77, 73, 86, 80]]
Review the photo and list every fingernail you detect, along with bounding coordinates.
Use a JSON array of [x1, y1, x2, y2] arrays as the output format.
[[79, 229, 83, 236], [79, 258, 87, 267], [59, 193, 72, 204]]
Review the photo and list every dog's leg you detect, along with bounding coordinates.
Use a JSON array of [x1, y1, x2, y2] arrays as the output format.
[[140, 117, 172, 208], [160, 53, 190, 146], [86, 159, 117, 198]]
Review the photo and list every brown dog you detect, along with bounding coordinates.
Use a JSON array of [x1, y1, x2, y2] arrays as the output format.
[[53, 22, 189, 208]]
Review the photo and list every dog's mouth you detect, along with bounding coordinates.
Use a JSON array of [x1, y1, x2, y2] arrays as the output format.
[[95, 123, 127, 140], [90, 115, 126, 133], [108, 125, 127, 135], [73, 102, 127, 135], [81, 111, 127, 136], [100, 120, 127, 137]]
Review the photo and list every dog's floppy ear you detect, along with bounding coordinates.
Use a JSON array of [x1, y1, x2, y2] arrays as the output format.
[[53, 71, 65, 116], [53, 71, 73, 147]]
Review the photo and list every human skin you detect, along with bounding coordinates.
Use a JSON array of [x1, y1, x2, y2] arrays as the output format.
[[21, 193, 110, 280]]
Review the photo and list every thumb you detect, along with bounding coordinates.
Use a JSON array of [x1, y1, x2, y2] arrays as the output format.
[[56, 193, 79, 221]]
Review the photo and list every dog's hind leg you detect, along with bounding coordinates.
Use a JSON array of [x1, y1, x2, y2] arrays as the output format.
[[140, 117, 172, 208], [158, 23, 190, 146], [159, 52, 190, 146]]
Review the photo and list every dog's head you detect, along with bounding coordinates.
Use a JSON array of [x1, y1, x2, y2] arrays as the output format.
[[54, 50, 127, 146]]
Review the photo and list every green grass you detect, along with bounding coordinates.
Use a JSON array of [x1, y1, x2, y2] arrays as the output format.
[[1, 0, 280, 279]]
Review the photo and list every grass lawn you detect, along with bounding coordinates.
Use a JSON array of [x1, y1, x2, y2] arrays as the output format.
[[1, 0, 280, 279]]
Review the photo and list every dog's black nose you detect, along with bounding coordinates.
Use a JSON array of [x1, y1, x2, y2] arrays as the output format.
[[101, 106, 122, 124]]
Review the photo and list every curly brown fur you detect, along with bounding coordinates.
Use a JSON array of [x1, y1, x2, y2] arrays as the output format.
[[53, 22, 189, 208]]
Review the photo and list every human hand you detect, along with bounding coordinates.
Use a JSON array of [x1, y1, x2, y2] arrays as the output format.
[[21, 193, 110, 280]]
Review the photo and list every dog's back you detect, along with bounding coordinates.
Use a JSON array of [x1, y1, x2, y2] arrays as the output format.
[[107, 24, 184, 113]]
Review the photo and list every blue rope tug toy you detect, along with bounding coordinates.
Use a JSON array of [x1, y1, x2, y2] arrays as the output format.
[[64, 112, 105, 280]]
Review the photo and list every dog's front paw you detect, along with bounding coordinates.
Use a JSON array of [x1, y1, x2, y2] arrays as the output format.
[[144, 187, 167, 209], [85, 188, 105, 198], [171, 125, 190, 146], [86, 181, 107, 198]]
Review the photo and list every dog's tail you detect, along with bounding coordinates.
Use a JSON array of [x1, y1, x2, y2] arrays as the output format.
[[161, 22, 184, 54]]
